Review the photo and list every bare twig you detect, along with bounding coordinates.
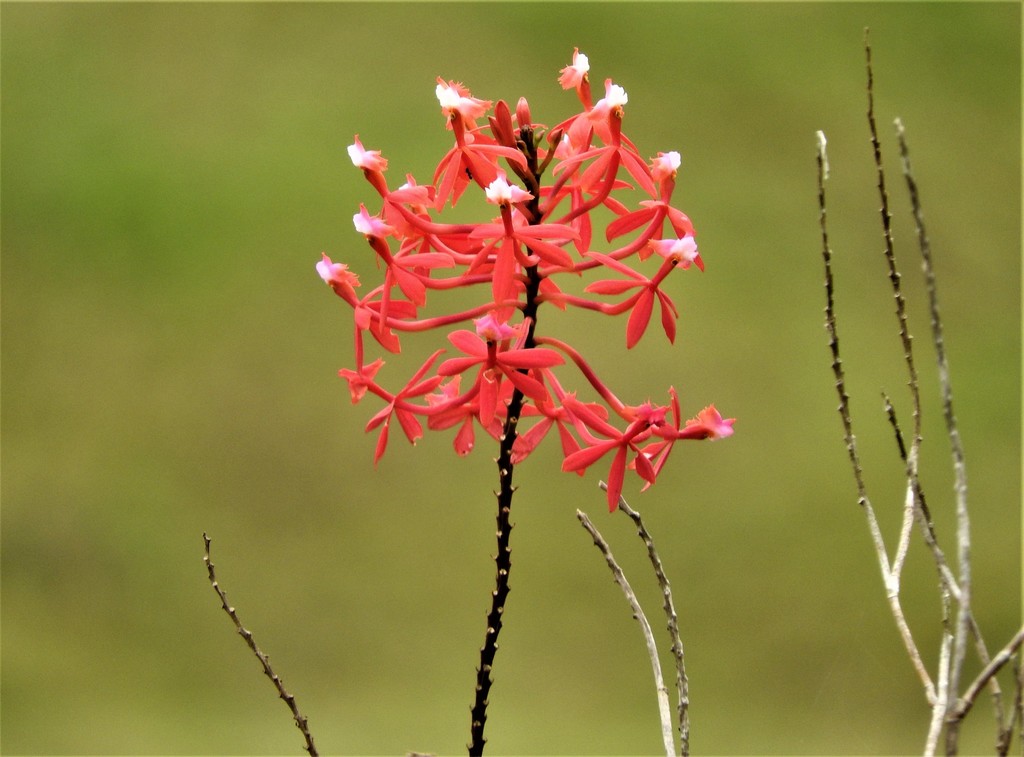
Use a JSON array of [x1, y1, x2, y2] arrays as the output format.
[[1003, 659, 1019, 753], [817, 128, 936, 705], [600, 481, 689, 756], [893, 118, 975, 753], [865, 36, 966, 748], [894, 117, 969, 526], [577, 509, 676, 757], [864, 34, 930, 622], [953, 625, 1024, 722], [884, 390, 1005, 738], [865, 31, 923, 450], [882, 394, 954, 591], [820, 34, 1009, 753], [816, 130, 870, 513], [881, 395, 956, 702], [864, 49, 946, 709], [819, 30, 1012, 754], [203, 533, 319, 757], [927, 630, 954, 756]]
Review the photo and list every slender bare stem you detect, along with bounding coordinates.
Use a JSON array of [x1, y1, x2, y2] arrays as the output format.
[[867, 32, 967, 729], [600, 481, 689, 756], [954, 625, 1024, 722], [882, 395, 955, 652], [884, 390, 1005, 736], [577, 508, 676, 757], [865, 32, 923, 449], [1011, 660, 1023, 754], [893, 118, 975, 753], [817, 128, 936, 704], [927, 630, 955, 756], [819, 32, 1007, 753], [882, 395, 953, 588], [202, 534, 318, 757], [890, 476, 915, 584], [817, 131, 870, 514], [864, 48, 936, 700]]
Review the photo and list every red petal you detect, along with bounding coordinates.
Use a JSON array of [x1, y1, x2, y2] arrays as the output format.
[[585, 250, 644, 279], [605, 447, 628, 512], [586, 279, 641, 296], [556, 421, 583, 465], [399, 252, 455, 269], [368, 320, 402, 353], [562, 395, 619, 437], [492, 242, 517, 305], [454, 416, 476, 455], [516, 222, 580, 241], [438, 356, 482, 376], [519, 237, 574, 269], [395, 407, 424, 444], [448, 330, 487, 356], [511, 418, 552, 463], [478, 370, 499, 424], [503, 368, 550, 403], [562, 439, 616, 473], [626, 289, 655, 349], [497, 347, 564, 369], [633, 448, 657, 485], [389, 270, 425, 307], [620, 149, 657, 198], [658, 291, 677, 344], [606, 207, 655, 241], [373, 420, 390, 466]]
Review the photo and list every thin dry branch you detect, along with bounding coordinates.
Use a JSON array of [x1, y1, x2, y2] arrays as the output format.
[[1011, 661, 1023, 754], [863, 53, 953, 725], [865, 31, 923, 450], [816, 130, 871, 513], [894, 117, 969, 525], [816, 129, 936, 705], [864, 33, 930, 612], [577, 509, 676, 757], [893, 118, 975, 752], [203, 533, 319, 757], [817, 33, 1011, 753], [884, 390, 1005, 734], [881, 395, 954, 638], [882, 394, 951, 581], [927, 630, 955, 755], [954, 625, 1024, 722], [600, 481, 689, 756], [864, 35, 978, 750]]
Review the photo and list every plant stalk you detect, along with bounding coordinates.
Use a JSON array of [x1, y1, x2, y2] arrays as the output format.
[[468, 127, 544, 756]]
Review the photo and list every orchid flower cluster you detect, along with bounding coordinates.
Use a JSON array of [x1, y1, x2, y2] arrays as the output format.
[[318, 49, 734, 511]]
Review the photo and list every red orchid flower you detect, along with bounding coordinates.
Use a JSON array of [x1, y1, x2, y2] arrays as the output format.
[[320, 48, 733, 503], [437, 315, 564, 424]]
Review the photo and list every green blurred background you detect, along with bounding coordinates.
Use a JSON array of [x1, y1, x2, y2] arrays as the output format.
[[2, 3, 1019, 754]]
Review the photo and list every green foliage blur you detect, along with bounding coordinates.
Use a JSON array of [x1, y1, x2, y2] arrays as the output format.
[[2, 3, 1019, 754]]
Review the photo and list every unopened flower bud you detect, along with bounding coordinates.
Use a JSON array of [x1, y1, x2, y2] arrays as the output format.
[[516, 97, 532, 130], [490, 100, 515, 147]]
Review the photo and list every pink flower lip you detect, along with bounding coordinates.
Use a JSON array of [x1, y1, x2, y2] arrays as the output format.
[[558, 47, 590, 90], [352, 204, 394, 238], [474, 313, 520, 343], [484, 172, 534, 206], [348, 135, 388, 172], [651, 151, 681, 182]]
